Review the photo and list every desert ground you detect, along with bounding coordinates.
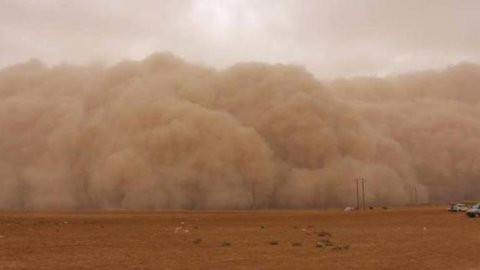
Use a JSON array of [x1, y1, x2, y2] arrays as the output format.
[[0, 207, 479, 269]]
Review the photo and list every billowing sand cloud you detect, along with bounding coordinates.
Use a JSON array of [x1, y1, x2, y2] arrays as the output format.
[[1, 53, 479, 209]]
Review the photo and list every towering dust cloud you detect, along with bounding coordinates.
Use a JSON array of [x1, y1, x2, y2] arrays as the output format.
[[1, 53, 479, 209]]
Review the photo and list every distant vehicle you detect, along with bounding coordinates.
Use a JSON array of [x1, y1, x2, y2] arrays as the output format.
[[466, 203, 480, 218], [448, 203, 468, 212]]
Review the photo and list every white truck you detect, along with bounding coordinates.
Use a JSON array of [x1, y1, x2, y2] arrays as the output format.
[[466, 203, 480, 218], [448, 203, 468, 212]]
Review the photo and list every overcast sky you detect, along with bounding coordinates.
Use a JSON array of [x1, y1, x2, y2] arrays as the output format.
[[1, 0, 479, 78]]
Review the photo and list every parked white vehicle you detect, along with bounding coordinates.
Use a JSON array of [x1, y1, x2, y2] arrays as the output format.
[[466, 203, 480, 218], [448, 203, 468, 212]]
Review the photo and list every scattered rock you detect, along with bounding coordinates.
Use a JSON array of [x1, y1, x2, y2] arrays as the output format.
[[317, 231, 331, 237], [332, 245, 350, 250], [320, 239, 334, 246], [291, 242, 302, 247], [269, 240, 279, 245], [315, 241, 324, 248], [260, 225, 265, 229], [193, 238, 202, 244], [222, 242, 231, 247]]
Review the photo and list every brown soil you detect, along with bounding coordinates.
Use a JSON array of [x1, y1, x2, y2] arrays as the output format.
[[0, 207, 479, 269]]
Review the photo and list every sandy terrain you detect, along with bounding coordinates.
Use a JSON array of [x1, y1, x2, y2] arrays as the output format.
[[0, 207, 479, 269]]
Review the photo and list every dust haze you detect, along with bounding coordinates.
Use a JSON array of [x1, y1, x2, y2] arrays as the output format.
[[1, 53, 479, 209]]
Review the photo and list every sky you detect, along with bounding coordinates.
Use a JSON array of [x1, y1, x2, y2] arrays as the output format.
[[1, 0, 479, 78]]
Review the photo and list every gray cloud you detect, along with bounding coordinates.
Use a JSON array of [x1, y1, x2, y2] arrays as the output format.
[[1, 0, 479, 77]]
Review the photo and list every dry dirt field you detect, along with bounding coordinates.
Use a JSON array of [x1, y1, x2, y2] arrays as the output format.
[[0, 207, 479, 269]]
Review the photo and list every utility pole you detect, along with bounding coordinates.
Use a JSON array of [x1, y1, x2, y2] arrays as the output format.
[[355, 178, 360, 210], [354, 178, 367, 210], [414, 186, 418, 205], [361, 178, 366, 210]]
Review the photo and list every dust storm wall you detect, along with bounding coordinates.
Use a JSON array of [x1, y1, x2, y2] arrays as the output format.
[[1, 53, 479, 209]]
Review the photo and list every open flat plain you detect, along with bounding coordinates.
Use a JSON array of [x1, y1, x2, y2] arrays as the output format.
[[0, 207, 479, 269]]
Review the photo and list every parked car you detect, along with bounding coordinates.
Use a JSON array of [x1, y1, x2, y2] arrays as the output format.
[[448, 203, 468, 212], [466, 203, 480, 218]]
